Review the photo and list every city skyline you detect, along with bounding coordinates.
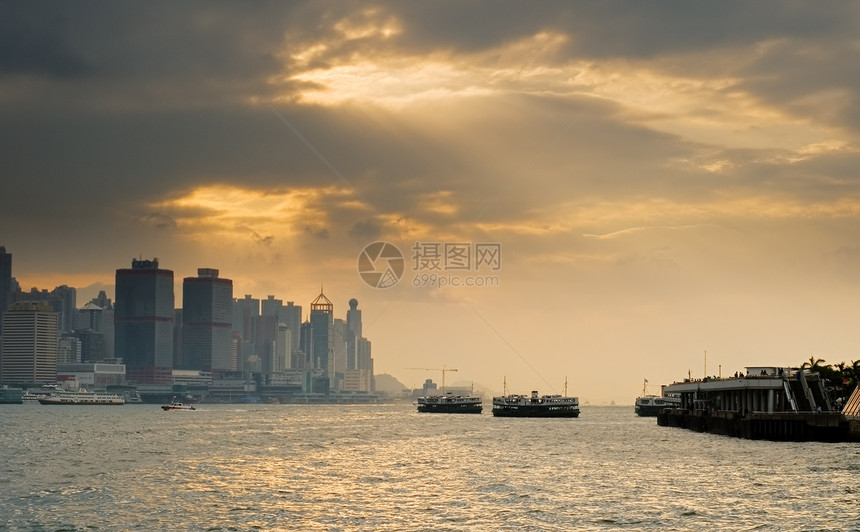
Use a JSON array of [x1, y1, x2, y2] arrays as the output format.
[[4, 3, 860, 403]]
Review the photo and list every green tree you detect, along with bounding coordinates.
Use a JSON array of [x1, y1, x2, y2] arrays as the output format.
[[801, 356, 826, 372]]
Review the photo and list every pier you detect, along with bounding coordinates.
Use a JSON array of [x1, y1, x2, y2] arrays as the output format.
[[657, 367, 860, 442]]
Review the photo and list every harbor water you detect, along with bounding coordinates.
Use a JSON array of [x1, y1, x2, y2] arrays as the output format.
[[1, 404, 859, 531]]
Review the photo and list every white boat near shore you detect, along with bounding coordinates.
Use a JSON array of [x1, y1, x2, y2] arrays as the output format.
[[38, 389, 125, 406]]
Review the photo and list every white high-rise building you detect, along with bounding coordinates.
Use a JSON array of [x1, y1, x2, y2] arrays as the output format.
[[273, 323, 292, 372], [0, 301, 58, 385]]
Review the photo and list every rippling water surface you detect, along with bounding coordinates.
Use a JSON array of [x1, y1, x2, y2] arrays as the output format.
[[1, 404, 859, 531]]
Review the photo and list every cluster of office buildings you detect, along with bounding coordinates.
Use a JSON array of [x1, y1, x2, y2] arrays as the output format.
[[0, 247, 375, 401]]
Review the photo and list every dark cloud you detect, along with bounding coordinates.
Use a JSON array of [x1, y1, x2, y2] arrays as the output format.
[[252, 232, 274, 247], [138, 213, 177, 229], [3, 0, 860, 254], [305, 226, 330, 240], [349, 218, 382, 240], [0, 2, 93, 78]]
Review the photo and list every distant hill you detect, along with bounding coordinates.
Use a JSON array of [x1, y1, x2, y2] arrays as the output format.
[[374, 373, 410, 394]]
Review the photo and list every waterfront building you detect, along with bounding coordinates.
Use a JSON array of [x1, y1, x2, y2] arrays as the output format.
[[342, 369, 373, 393], [181, 268, 233, 372], [0, 301, 58, 385], [659, 367, 860, 441], [57, 362, 126, 387], [114, 258, 174, 384], [0, 246, 11, 336]]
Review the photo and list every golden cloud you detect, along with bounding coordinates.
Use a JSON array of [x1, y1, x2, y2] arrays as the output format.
[[147, 184, 362, 242]]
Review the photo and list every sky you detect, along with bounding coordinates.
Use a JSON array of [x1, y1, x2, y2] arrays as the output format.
[[3, 1, 860, 404]]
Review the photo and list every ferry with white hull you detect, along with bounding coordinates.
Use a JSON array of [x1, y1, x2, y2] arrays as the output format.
[[38, 389, 125, 406], [635, 380, 680, 416]]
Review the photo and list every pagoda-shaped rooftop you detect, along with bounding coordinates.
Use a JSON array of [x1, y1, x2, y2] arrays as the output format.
[[311, 284, 333, 313]]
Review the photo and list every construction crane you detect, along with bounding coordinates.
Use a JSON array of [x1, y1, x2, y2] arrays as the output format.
[[407, 365, 458, 391]]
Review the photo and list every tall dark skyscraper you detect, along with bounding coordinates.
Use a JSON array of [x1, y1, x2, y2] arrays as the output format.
[[181, 268, 233, 372], [115, 258, 174, 384], [0, 246, 11, 336], [308, 287, 333, 393], [346, 298, 361, 370], [50, 285, 77, 333]]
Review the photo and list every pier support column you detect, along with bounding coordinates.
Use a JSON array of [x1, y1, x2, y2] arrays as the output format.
[[768, 390, 774, 413]]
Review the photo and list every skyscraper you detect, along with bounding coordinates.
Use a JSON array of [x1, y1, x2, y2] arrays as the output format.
[[308, 287, 333, 393], [181, 268, 233, 372], [0, 246, 12, 336], [261, 295, 283, 318], [115, 258, 174, 384], [343, 298, 373, 393], [346, 298, 362, 370], [232, 294, 259, 371], [51, 285, 77, 333], [75, 302, 107, 361], [0, 301, 58, 385]]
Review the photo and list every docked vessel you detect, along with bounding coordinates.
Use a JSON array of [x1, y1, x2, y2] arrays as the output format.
[[0, 386, 23, 404], [416, 392, 482, 414], [161, 398, 196, 411], [657, 366, 860, 442], [492, 389, 580, 418], [23, 384, 60, 402], [38, 389, 125, 406], [635, 379, 680, 416]]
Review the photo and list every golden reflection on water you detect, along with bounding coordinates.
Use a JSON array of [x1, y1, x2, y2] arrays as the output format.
[[1, 404, 859, 530]]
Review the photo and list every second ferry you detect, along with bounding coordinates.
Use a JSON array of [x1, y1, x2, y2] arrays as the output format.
[[635, 379, 681, 416], [416, 392, 483, 414], [492, 379, 580, 417]]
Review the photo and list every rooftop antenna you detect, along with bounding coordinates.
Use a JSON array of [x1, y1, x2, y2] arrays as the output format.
[[704, 349, 707, 378]]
